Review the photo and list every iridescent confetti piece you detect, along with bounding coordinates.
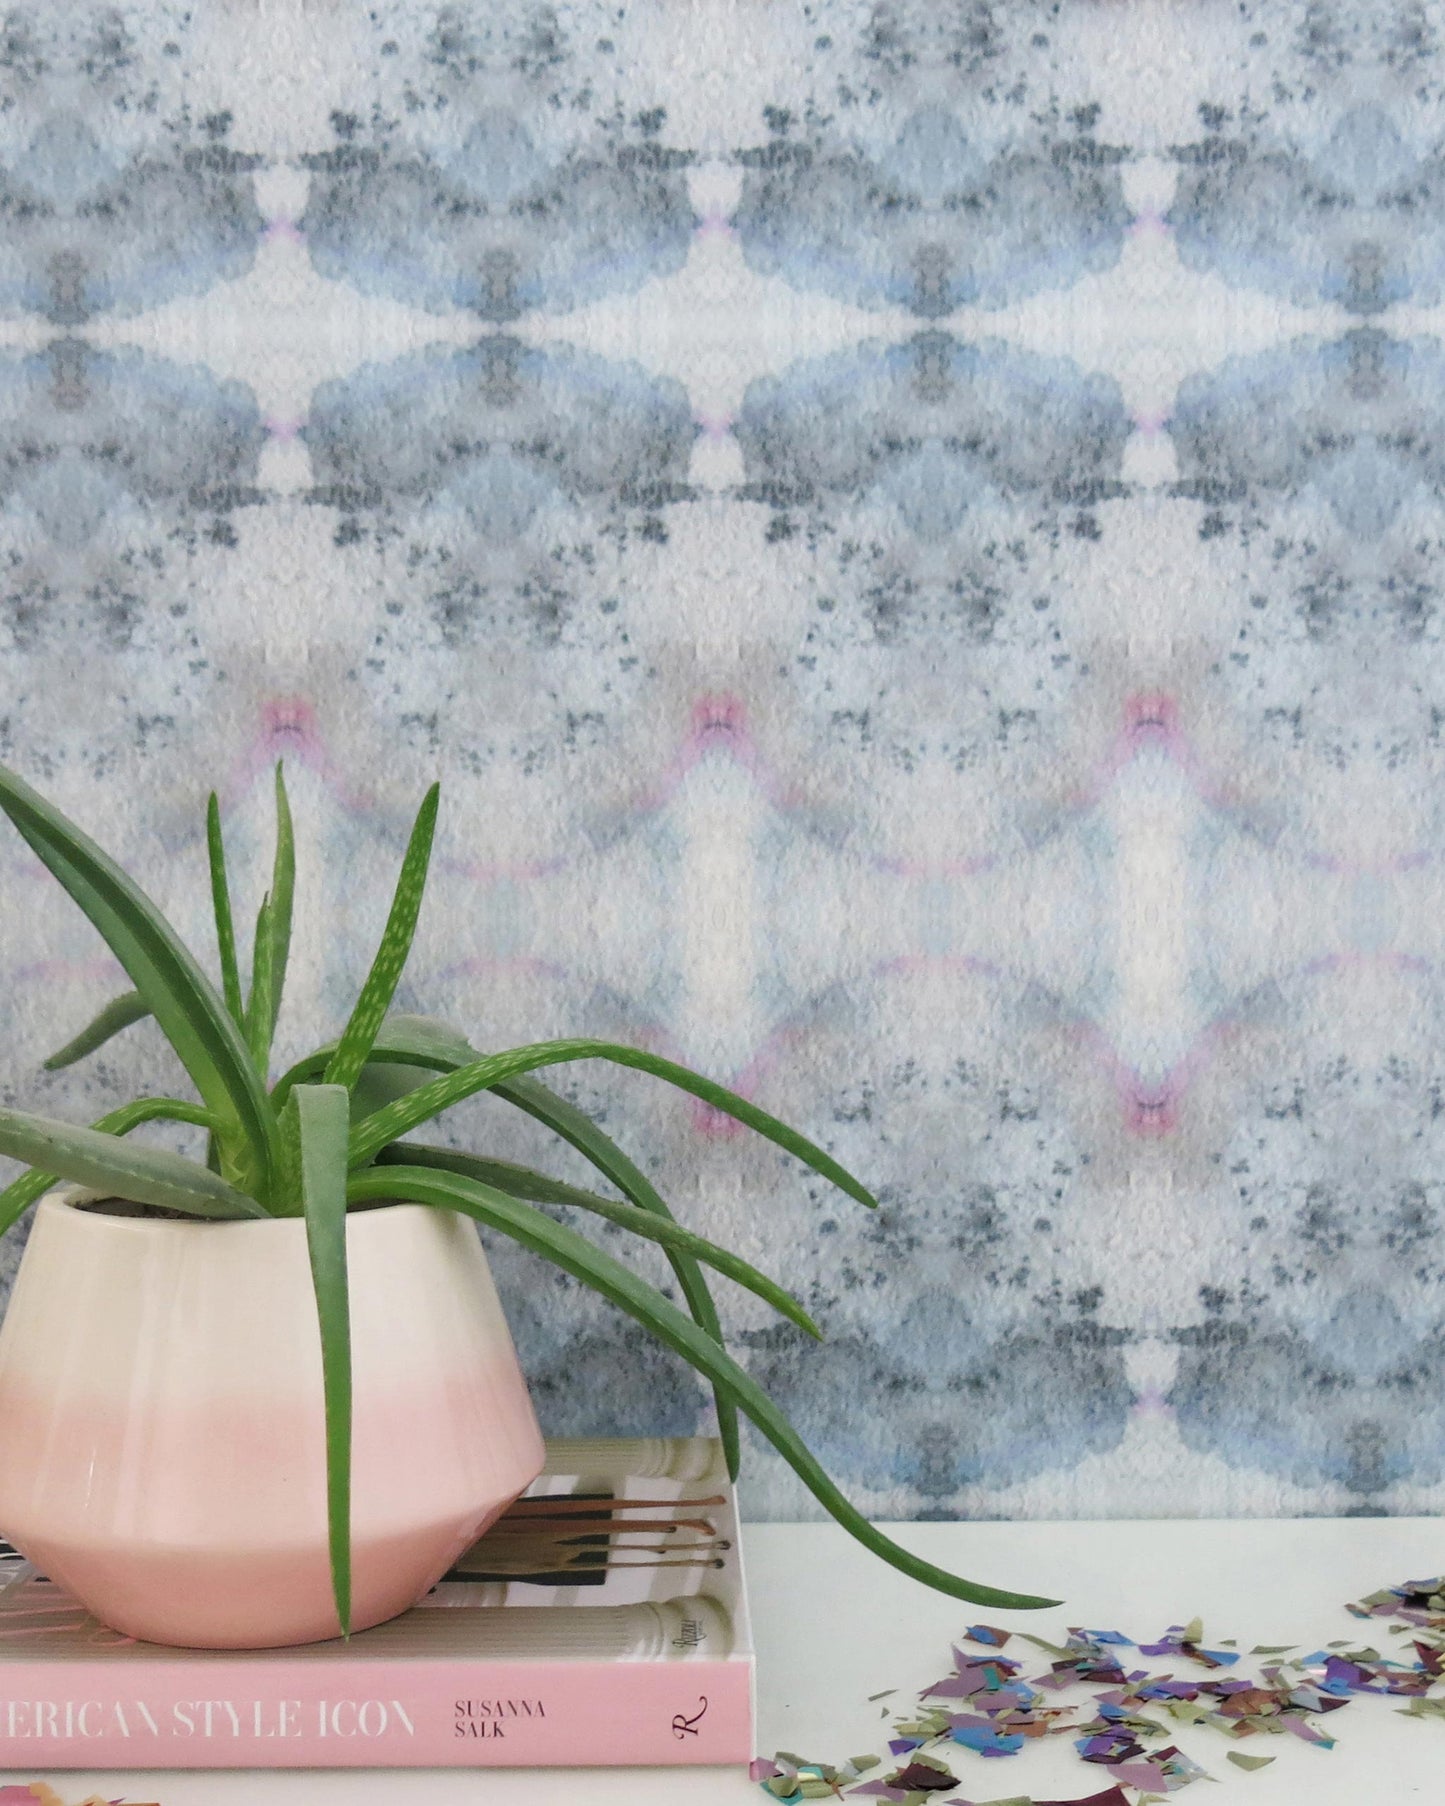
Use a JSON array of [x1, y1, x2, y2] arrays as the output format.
[[1137, 1680, 1202, 1702], [941, 1795, 1033, 1806], [890, 1762, 959, 1791], [949, 1725, 1025, 1758], [975, 1686, 1037, 1712], [1136, 1628, 1238, 1669], [1105, 1744, 1209, 1794], [946, 1791, 1127, 1806], [1282, 1716, 1335, 1749], [1347, 1578, 1445, 1623], [1226, 1751, 1276, 1771], [1211, 1686, 1280, 1720], [759, 1751, 863, 1803], [926, 1667, 1013, 1700], [1106, 1768, 1185, 1794], [963, 1626, 1012, 1650], [1398, 1696, 1445, 1719], [1034, 1791, 1135, 1806], [1076, 1728, 1146, 1766]]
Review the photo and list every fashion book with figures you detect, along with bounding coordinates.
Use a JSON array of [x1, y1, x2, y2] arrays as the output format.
[[0, 1438, 753, 1769]]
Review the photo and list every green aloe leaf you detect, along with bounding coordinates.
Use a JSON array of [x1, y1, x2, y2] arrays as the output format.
[[274, 1010, 463, 1107], [348, 1057, 437, 1121], [245, 892, 276, 1076], [377, 1139, 643, 1209], [347, 1039, 877, 1213], [323, 786, 440, 1092], [373, 1141, 821, 1339], [0, 762, 280, 1202], [0, 1105, 268, 1220], [242, 769, 296, 1079], [43, 990, 150, 1071], [487, 1072, 744, 1480], [267, 764, 296, 1042], [0, 1096, 218, 1236], [354, 1163, 1059, 1613], [206, 794, 244, 1029], [278, 1014, 745, 1476], [287, 1083, 353, 1637]]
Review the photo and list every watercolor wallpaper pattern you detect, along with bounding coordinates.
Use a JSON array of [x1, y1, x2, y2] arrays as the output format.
[[0, 0, 1442, 1526]]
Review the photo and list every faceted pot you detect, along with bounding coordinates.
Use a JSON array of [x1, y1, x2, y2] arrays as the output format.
[[0, 1191, 545, 1648]]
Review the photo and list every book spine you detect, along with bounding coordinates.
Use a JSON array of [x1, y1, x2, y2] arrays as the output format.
[[0, 1655, 752, 1768]]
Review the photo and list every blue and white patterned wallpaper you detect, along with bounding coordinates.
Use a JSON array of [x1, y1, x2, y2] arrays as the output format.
[[1, 0, 1442, 1524]]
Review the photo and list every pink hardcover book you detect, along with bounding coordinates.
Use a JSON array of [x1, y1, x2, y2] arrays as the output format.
[[0, 1437, 753, 1769]]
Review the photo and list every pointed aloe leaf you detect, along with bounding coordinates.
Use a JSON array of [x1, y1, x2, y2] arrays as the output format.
[[206, 794, 244, 1028], [278, 1013, 745, 1475], [0, 1096, 219, 1236], [377, 1139, 639, 1209], [267, 763, 295, 1042], [286, 1083, 353, 1637], [354, 1164, 1059, 1612], [0, 762, 280, 1202], [0, 1105, 268, 1220], [323, 786, 440, 1092], [240, 769, 297, 1080], [41, 998, 235, 1198], [373, 1142, 821, 1338], [488, 1072, 744, 1479], [43, 989, 150, 1070], [347, 1038, 877, 1212], [245, 892, 276, 1076], [274, 1009, 466, 1107], [456, 1125, 760, 1470]]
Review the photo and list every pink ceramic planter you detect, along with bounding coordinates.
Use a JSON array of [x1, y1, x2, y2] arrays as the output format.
[[0, 1192, 545, 1649]]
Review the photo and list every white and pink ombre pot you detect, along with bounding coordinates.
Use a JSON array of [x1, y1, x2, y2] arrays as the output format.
[[0, 1191, 545, 1649]]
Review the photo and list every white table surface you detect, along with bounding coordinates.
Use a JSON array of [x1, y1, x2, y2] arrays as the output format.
[[10, 1516, 1445, 1803]]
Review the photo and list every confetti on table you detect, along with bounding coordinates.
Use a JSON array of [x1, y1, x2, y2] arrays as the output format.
[[1346, 1576, 1445, 1625], [1103, 1745, 1208, 1794], [1135, 1625, 1239, 1669], [755, 1576, 1445, 1806]]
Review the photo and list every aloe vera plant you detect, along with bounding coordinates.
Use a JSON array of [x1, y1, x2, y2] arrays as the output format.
[[0, 761, 1059, 1633]]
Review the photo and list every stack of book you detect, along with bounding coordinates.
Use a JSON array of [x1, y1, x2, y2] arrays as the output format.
[[0, 1436, 752, 1769]]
